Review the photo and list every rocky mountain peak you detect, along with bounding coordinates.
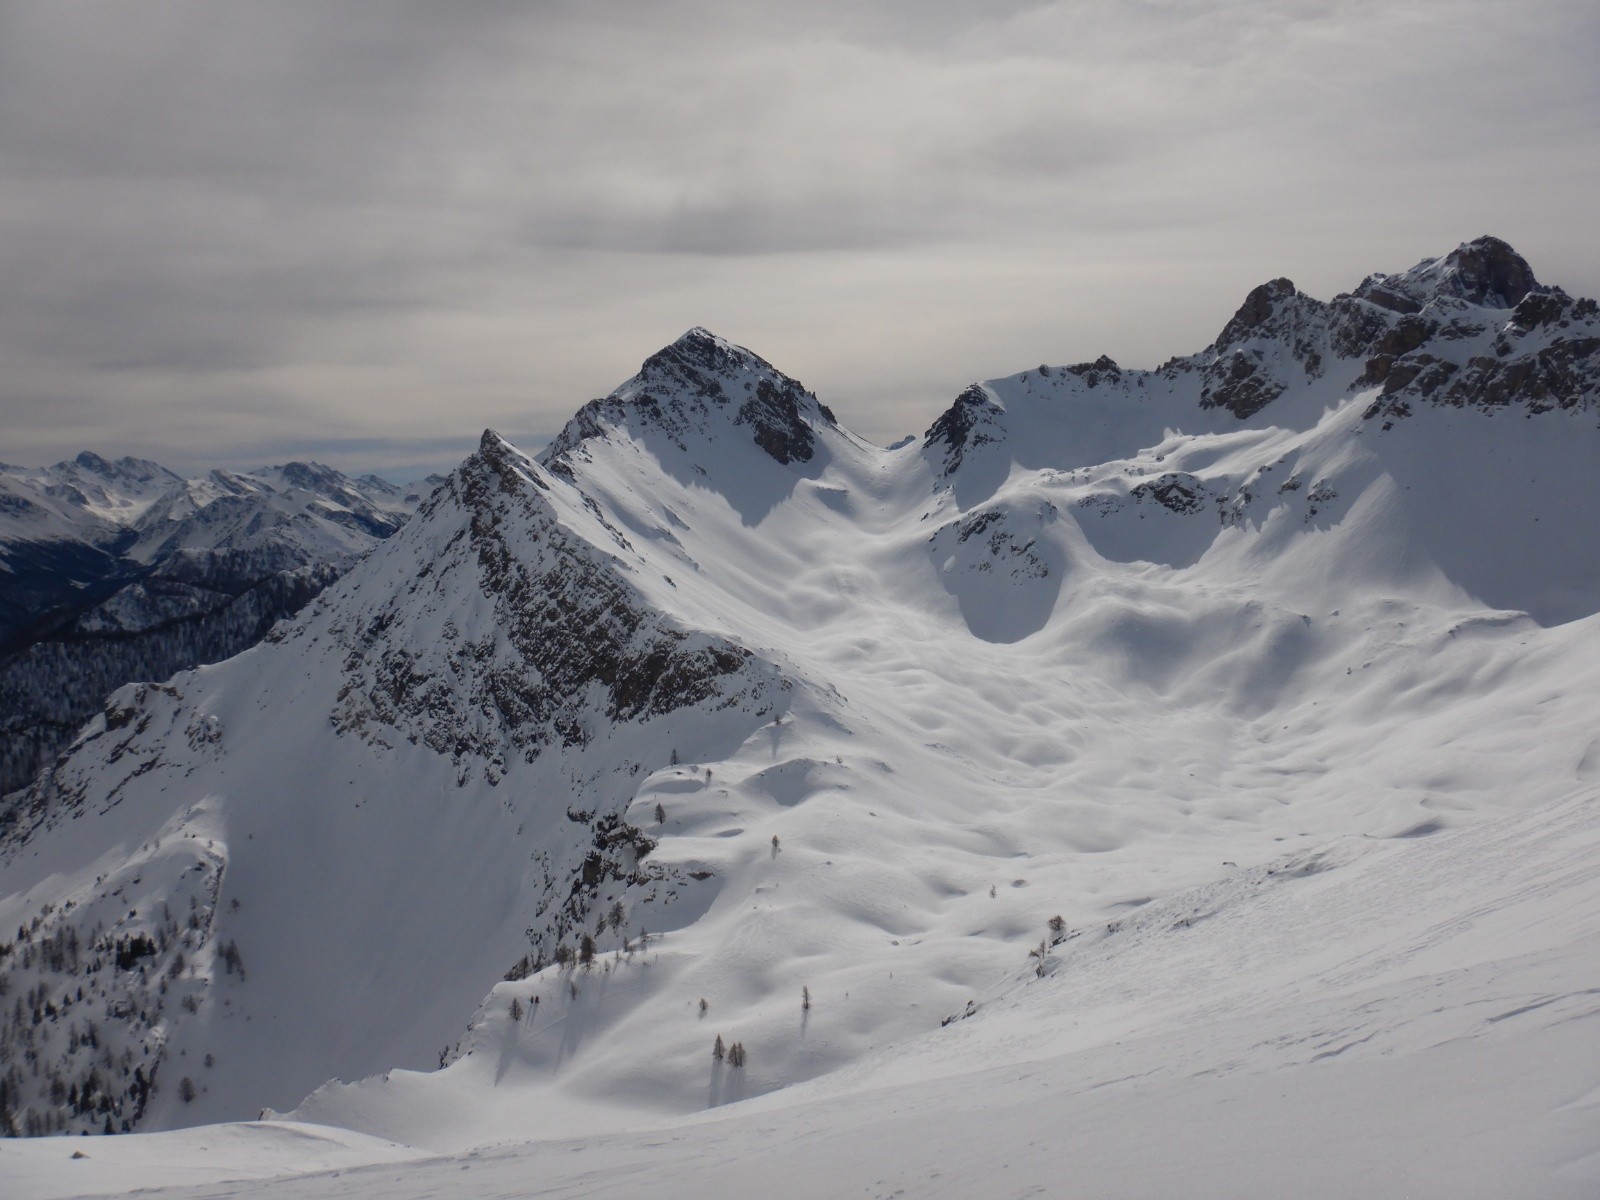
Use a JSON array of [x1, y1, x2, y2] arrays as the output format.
[[274, 461, 352, 497], [1355, 236, 1541, 314], [923, 383, 1004, 478], [1428, 235, 1541, 308], [1213, 277, 1301, 350], [67, 451, 179, 489], [634, 327, 772, 396], [544, 329, 837, 471], [473, 427, 542, 489]]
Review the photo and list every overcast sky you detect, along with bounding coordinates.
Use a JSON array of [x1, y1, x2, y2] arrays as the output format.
[[3, 0, 1597, 480]]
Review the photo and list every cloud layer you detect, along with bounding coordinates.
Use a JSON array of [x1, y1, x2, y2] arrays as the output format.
[[3, 0, 1597, 477]]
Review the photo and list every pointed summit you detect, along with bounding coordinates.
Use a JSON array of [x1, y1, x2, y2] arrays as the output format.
[[1212, 278, 1303, 351], [543, 329, 838, 471], [634, 327, 777, 397]]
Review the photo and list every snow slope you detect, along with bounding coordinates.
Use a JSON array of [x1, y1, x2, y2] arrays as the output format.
[[10, 785, 1600, 1198], [2, 237, 1599, 1193]]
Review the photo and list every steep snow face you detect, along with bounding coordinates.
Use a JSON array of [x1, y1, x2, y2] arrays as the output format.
[[2, 242, 1600, 1165]]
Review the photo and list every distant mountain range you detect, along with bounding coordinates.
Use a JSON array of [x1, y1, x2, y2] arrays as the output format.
[[0, 456, 436, 793], [1, 236, 1597, 1175]]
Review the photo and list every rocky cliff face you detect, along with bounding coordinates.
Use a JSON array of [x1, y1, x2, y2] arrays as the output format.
[[329, 431, 785, 787]]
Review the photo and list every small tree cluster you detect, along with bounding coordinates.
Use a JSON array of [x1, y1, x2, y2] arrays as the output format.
[[1028, 937, 1050, 978], [727, 1042, 747, 1068], [503, 952, 545, 982]]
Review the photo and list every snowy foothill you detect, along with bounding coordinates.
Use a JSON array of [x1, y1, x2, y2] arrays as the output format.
[[3, 238, 1600, 1197]]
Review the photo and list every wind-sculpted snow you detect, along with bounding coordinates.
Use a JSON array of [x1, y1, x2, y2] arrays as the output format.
[[3, 239, 1600, 1189]]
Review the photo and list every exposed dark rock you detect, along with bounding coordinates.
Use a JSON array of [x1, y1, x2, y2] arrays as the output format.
[[1198, 279, 1331, 417], [923, 384, 1004, 476], [1065, 355, 1122, 387], [1379, 353, 1460, 398], [1509, 290, 1574, 332], [1326, 296, 1397, 359], [736, 378, 820, 465], [1199, 351, 1289, 419], [1214, 278, 1300, 350], [1357, 316, 1441, 386], [1432, 339, 1600, 413], [333, 433, 784, 782], [1431, 236, 1540, 308], [543, 329, 834, 471], [1349, 276, 1424, 315], [1131, 474, 1210, 515], [1355, 236, 1541, 313]]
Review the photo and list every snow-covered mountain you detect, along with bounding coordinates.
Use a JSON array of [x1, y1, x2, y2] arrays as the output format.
[[0, 459, 431, 794], [3, 237, 1599, 1194]]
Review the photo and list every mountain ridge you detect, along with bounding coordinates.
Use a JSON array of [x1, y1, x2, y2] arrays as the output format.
[[1, 236, 1598, 1152]]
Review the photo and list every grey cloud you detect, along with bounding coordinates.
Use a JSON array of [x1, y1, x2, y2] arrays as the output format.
[[1, 0, 1597, 476]]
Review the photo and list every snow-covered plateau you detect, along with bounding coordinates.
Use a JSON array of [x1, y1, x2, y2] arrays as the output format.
[[4, 236, 1600, 1198]]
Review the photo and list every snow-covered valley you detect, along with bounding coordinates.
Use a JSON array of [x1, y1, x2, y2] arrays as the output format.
[[3, 236, 1600, 1197]]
